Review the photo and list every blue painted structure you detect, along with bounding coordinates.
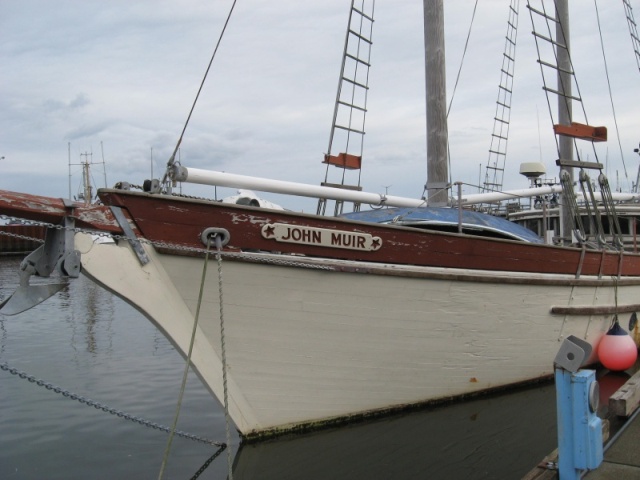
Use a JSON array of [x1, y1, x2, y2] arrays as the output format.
[[554, 336, 603, 479], [341, 207, 544, 243]]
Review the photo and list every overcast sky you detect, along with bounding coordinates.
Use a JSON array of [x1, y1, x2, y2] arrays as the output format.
[[2, 1, 639, 212]]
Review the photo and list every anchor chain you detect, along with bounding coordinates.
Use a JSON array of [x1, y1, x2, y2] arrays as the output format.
[[0, 362, 225, 447], [189, 446, 227, 480], [0, 229, 45, 244]]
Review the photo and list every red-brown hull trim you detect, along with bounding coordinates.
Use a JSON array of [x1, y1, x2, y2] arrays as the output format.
[[98, 189, 640, 277]]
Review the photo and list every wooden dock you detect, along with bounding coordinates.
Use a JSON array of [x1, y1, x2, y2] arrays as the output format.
[[524, 368, 640, 480], [585, 406, 640, 479]]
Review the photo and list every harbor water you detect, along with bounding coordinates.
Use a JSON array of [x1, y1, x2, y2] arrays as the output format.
[[0, 256, 558, 479]]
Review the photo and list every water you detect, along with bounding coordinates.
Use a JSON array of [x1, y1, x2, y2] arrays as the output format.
[[0, 256, 558, 479]]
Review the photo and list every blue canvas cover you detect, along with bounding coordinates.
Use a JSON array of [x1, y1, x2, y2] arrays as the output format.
[[341, 207, 544, 243]]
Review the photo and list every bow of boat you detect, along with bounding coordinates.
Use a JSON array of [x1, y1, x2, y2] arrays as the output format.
[[0, 189, 123, 233]]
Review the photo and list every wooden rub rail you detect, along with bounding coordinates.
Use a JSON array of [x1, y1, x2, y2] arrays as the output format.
[[551, 304, 640, 315]]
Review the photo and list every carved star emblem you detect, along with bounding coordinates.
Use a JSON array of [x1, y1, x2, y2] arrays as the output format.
[[263, 224, 275, 238]]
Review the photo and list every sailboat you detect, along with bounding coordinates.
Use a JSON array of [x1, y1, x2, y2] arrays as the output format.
[[1, 1, 639, 440]]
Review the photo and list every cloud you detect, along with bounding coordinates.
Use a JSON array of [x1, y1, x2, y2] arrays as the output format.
[[1, 0, 639, 207], [65, 121, 112, 142], [42, 93, 90, 113]]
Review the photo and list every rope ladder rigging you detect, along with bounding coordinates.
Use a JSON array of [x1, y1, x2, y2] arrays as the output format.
[[317, 0, 375, 216], [482, 0, 521, 202], [526, 0, 623, 250]]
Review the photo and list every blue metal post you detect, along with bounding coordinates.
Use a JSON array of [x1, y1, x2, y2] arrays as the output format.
[[555, 368, 603, 479]]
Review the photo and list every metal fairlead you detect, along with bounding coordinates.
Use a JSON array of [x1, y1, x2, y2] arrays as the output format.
[[200, 227, 230, 248]]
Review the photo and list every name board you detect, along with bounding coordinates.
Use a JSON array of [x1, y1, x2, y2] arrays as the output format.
[[261, 223, 382, 252]]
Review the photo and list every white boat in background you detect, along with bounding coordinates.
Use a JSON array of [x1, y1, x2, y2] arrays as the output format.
[[476, 159, 640, 250], [1, 1, 640, 440]]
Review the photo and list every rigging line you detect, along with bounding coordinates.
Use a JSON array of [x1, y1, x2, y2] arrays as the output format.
[[550, 1, 588, 163], [552, 2, 601, 165], [158, 238, 214, 480], [445, 0, 477, 192], [612, 275, 619, 327], [526, 1, 560, 157], [162, 0, 239, 182], [594, 0, 628, 183], [446, 0, 479, 118]]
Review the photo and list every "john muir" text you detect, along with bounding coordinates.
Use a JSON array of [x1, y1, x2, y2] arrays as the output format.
[[262, 223, 382, 252]]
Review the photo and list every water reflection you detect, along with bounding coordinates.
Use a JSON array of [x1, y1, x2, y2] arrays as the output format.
[[0, 256, 558, 479], [232, 384, 557, 480]]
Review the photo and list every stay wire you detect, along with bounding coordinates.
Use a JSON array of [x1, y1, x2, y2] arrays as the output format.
[[445, 0, 479, 188], [593, 0, 628, 185], [158, 237, 213, 480], [446, 0, 478, 118], [163, 0, 239, 183]]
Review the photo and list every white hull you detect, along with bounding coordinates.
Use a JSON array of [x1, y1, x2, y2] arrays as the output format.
[[74, 233, 633, 438]]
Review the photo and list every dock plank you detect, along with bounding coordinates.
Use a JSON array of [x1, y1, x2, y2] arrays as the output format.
[[609, 369, 640, 417], [521, 420, 609, 479], [586, 411, 640, 478], [521, 450, 557, 480]]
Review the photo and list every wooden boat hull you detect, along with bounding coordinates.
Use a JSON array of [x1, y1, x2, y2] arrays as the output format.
[[76, 229, 639, 439], [3, 188, 640, 438]]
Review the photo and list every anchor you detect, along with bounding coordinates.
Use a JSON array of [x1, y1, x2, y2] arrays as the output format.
[[0, 216, 81, 315]]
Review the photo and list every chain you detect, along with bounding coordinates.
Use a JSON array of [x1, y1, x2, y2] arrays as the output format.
[[0, 230, 45, 244], [0, 362, 225, 447], [189, 446, 227, 480], [0, 214, 113, 239], [0, 214, 334, 271]]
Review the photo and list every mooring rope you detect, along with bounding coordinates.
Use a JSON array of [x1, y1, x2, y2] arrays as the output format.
[[611, 276, 620, 329], [215, 234, 234, 480], [158, 237, 214, 480]]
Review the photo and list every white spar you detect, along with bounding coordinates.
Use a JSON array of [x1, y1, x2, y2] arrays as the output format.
[[172, 166, 426, 208], [171, 166, 639, 208]]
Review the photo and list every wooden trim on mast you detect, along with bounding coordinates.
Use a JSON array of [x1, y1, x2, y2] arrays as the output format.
[[553, 122, 608, 142], [323, 153, 362, 170]]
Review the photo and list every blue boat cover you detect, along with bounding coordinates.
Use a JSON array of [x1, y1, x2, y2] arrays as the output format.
[[340, 207, 544, 243]]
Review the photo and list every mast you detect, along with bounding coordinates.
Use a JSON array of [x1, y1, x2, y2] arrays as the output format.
[[68, 142, 72, 200], [80, 152, 93, 205], [556, 0, 573, 244], [424, 0, 449, 206]]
